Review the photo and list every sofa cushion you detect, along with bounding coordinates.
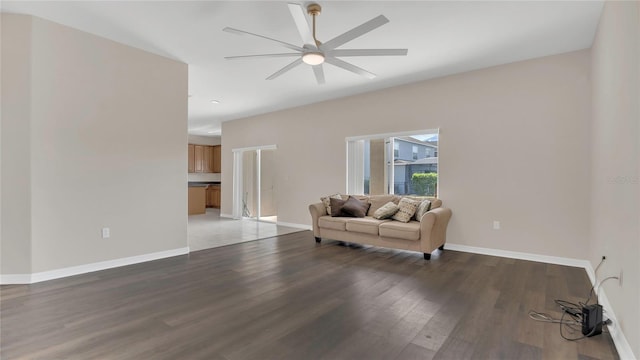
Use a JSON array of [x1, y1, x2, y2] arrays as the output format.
[[345, 217, 389, 235], [321, 193, 343, 215], [379, 221, 421, 241], [342, 195, 370, 202], [392, 198, 420, 223], [405, 196, 431, 202], [430, 198, 442, 209], [414, 199, 432, 221], [367, 195, 400, 216], [318, 216, 349, 231], [373, 202, 399, 220], [341, 196, 370, 218]]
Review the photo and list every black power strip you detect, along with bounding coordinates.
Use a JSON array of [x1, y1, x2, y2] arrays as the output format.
[[582, 304, 603, 336]]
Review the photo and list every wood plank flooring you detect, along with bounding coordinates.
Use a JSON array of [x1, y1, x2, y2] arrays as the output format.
[[1, 232, 619, 359]]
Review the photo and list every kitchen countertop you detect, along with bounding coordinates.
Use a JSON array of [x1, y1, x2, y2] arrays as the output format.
[[188, 181, 221, 187]]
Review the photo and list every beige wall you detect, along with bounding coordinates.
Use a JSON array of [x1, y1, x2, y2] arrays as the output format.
[[222, 50, 591, 260], [1, 15, 33, 274], [590, 1, 640, 357], [1, 14, 188, 274]]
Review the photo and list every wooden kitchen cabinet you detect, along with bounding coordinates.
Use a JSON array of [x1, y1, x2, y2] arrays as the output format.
[[203, 146, 213, 173], [194, 145, 205, 173], [212, 145, 221, 173], [188, 144, 221, 173], [188, 144, 195, 173], [206, 185, 221, 208], [188, 186, 206, 215]]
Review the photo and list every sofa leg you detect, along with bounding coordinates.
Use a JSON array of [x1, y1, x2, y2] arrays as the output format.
[[315, 237, 321, 243], [438, 244, 444, 251], [423, 253, 431, 260]]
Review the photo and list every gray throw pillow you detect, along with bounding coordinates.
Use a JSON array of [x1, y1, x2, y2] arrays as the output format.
[[373, 202, 400, 220], [329, 197, 349, 217], [414, 199, 432, 221], [341, 196, 370, 218]]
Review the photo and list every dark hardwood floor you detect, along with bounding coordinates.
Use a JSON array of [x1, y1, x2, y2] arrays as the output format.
[[1, 231, 619, 359]]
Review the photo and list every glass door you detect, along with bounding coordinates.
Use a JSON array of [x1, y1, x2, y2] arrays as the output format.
[[259, 149, 277, 223], [241, 150, 258, 219], [232, 145, 278, 222]]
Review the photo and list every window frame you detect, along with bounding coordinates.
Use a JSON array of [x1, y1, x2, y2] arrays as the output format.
[[346, 129, 439, 196]]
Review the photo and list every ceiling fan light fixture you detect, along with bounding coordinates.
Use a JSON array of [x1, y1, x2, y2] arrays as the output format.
[[302, 51, 325, 65]]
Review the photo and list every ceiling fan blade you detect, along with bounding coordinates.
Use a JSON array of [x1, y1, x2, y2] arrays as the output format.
[[312, 65, 325, 85], [223, 27, 304, 52], [328, 49, 408, 57], [225, 53, 301, 60], [321, 15, 389, 50], [288, 3, 316, 47], [325, 57, 376, 79], [266, 58, 304, 80]]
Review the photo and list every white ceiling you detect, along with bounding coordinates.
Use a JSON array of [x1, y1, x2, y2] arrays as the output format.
[[2, 1, 604, 136]]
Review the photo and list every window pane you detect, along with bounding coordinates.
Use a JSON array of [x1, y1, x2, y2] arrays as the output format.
[[393, 134, 438, 196], [347, 130, 438, 197]]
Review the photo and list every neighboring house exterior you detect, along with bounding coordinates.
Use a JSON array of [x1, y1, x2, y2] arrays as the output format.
[[393, 137, 438, 195]]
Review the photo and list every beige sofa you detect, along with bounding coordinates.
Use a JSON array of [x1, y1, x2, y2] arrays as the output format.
[[309, 195, 452, 260]]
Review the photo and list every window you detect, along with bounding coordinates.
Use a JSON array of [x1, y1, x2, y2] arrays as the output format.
[[347, 130, 438, 196]]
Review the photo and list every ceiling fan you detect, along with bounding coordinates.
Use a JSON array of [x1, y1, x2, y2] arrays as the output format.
[[223, 2, 408, 84]]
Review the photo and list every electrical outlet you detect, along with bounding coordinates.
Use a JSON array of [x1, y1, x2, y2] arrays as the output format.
[[102, 227, 110, 239], [493, 221, 500, 230]]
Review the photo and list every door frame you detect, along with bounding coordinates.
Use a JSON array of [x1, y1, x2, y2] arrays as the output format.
[[231, 145, 277, 220]]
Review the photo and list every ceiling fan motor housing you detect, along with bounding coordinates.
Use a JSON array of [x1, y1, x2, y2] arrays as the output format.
[[307, 4, 321, 16]]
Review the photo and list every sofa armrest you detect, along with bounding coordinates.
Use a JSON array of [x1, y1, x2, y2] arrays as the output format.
[[419, 207, 453, 254], [309, 202, 326, 238]]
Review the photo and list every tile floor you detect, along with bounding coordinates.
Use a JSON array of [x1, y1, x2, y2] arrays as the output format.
[[188, 208, 305, 252]]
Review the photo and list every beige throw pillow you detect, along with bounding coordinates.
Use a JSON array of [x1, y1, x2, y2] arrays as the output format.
[[367, 195, 401, 216], [321, 193, 342, 215], [414, 199, 432, 221], [373, 202, 400, 220], [392, 198, 420, 223]]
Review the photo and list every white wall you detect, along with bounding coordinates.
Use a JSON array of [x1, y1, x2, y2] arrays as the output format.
[[1, 14, 189, 275], [222, 50, 591, 260], [590, 1, 640, 358]]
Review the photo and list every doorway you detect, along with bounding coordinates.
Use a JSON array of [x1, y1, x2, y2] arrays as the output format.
[[232, 145, 277, 223]]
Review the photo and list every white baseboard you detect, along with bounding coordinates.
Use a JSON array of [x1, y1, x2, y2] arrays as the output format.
[[445, 243, 590, 268], [1, 247, 190, 285], [582, 263, 636, 360], [0, 274, 32, 284], [446, 243, 635, 359], [276, 221, 312, 230], [220, 213, 234, 219]]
